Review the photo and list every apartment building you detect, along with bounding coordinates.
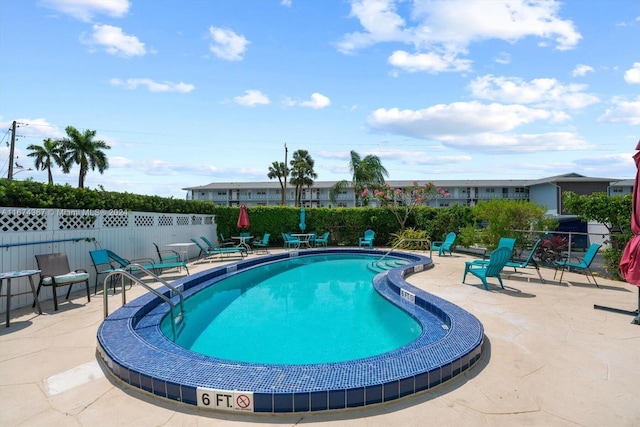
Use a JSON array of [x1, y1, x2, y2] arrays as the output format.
[[184, 173, 631, 215]]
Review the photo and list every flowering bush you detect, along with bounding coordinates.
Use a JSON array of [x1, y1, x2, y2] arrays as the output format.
[[362, 181, 449, 229]]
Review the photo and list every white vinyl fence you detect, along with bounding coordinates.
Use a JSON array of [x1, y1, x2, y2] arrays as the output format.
[[1, 207, 217, 314]]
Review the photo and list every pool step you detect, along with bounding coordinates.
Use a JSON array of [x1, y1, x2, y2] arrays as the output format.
[[367, 259, 409, 273]]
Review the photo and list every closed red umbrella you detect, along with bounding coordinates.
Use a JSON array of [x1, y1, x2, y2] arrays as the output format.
[[237, 204, 250, 229], [618, 142, 640, 324]]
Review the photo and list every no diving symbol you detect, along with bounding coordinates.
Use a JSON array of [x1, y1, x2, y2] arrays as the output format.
[[236, 394, 251, 409]]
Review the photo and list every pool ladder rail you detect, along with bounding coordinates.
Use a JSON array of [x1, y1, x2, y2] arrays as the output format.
[[102, 264, 185, 339], [368, 238, 431, 272]]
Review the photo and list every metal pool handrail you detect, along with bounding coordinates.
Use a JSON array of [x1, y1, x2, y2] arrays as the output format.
[[376, 238, 431, 264], [102, 264, 184, 339]]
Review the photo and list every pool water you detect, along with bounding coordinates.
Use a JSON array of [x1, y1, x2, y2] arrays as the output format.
[[161, 254, 436, 364]]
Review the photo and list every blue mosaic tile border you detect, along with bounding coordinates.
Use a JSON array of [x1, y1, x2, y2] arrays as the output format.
[[97, 248, 484, 413]]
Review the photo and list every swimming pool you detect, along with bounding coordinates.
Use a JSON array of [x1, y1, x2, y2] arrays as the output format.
[[161, 254, 434, 364], [97, 248, 484, 413]]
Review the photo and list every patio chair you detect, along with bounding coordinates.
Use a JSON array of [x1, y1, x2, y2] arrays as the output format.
[[314, 231, 330, 247], [358, 229, 375, 248], [282, 233, 301, 249], [190, 238, 247, 261], [554, 243, 602, 287], [431, 232, 456, 256], [218, 233, 236, 247], [153, 243, 181, 263], [252, 233, 271, 253], [34, 252, 91, 311], [462, 247, 512, 290], [469, 237, 517, 265], [89, 249, 119, 294], [506, 238, 545, 283]]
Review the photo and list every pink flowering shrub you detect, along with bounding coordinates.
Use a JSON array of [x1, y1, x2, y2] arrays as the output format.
[[362, 181, 450, 229]]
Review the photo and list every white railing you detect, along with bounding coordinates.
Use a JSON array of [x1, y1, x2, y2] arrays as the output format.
[[0, 207, 216, 313]]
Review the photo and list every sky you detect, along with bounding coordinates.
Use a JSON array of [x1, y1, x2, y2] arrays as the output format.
[[1, 0, 639, 199]]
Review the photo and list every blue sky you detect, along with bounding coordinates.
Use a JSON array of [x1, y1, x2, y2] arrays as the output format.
[[1, 0, 638, 199]]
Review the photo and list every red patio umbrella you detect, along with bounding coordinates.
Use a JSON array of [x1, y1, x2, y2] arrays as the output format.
[[618, 142, 640, 324], [597, 141, 640, 324], [237, 204, 250, 229]]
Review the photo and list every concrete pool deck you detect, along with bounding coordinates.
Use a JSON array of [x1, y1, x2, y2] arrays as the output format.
[[1, 249, 639, 426]]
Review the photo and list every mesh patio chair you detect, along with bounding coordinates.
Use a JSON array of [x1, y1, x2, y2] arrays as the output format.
[[34, 252, 90, 311]]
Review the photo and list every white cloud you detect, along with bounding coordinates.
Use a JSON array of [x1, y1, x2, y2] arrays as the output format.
[[234, 90, 270, 106], [494, 52, 511, 65], [41, 0, 130, 22], [624, 62, 640, 84], [572, 64, 594, 77], [468, 75, 599, 109], [368, 101, 568, 139], [285, 93, 331, 109], [597, 96, 640, 125], [388, 50, 472, 73], [337, 0, 410, 54], [0, 118, 65, 139], [83, 24, 146, 57], [338, 0, 581, 73], [110, 78, 194, 93], [281, 0, 292, 6], [208, 26, 249, 61], [438, 132, 589, 153]]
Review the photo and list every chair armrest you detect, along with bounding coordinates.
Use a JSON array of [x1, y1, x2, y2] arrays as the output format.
[[74, 269, 89, 274]]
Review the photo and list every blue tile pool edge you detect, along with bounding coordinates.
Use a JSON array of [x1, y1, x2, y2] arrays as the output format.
[[96, 248, 484, 413]]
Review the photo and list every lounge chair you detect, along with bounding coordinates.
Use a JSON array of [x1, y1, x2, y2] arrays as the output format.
[[200, 236, 221, 251], [106, 249, 189, 277], [34, 252, 91, 311], [554, 243, 602, 287], [463, 247, 512, 290], [358, 229, 375, 248], [252, 233, 271, 253], [190, 238, 247, 261], [314, 231, 330, 247], [431, 232, 456, 256], [506, 238, 545, 283]]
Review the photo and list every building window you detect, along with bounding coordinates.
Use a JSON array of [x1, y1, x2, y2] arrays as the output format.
[[217, 191, 226, 196], [257, 190, 266, 195], [515, 187, 527, 193], [612, 187, 623, 193], [486, 188, 495, 193]]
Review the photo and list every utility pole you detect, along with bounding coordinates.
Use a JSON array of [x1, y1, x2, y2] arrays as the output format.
[[7, 121, 16, 180], [283, 143, 288, 206]]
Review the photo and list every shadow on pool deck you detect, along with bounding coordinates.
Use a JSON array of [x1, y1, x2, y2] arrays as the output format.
[[1, 248, 639, 426]]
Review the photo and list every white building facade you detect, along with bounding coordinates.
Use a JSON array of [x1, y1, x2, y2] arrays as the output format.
[[184, 173, 630, 214]]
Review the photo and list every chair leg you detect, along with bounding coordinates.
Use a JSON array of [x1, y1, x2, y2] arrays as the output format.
[[497, 275, 505, 289], [65, 284, 73, 300], [85, 280, 91, 302], [52, 286, 59, 311]]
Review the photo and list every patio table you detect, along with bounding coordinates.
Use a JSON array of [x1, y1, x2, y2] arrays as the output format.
[[166, 242, 196, 263], [0, 269, 42, 327], [291, 233, 314, 249]]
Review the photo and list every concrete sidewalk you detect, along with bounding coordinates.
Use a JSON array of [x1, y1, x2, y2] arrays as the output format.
[[1, 250, 639, 426]]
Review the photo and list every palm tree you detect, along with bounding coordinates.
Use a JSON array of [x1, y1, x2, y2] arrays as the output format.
[[26, 138, 67, 184], [289, 149, 317, 207], [57, 126, 111, 188], [329, 150, 388, 206], [267, 161, 289, 205]]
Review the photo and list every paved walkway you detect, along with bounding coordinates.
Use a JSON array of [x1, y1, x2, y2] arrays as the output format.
[[1, 249, 639, 426]]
